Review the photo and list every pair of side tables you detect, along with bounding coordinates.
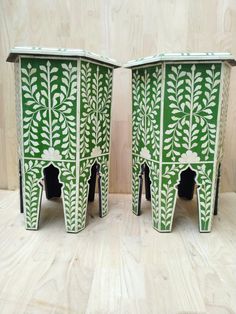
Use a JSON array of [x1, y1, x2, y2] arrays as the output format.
[[7, 47, 236, 233]]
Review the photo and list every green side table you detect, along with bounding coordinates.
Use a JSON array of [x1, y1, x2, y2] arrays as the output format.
[[125, 52, 236, 232], [7, 47, 119, 233]]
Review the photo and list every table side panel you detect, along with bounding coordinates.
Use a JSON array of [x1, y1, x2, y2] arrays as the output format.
[[20, 57, 78, 161], [132, 64, 162, 161], [162, 62, 222, 163], [79, 60, 113, 160]]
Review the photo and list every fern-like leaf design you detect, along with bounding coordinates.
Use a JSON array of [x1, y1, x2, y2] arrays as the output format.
[[132, 65, 162, 160], [80, 62, 113, 158], [21, 59, 77, 160], [164, 64, 221, 161]]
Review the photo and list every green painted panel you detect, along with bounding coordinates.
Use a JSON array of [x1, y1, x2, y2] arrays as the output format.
[[132, 65, 162, 161], [21, 58, 77, 161], [80, 61, 113, 159], [163, 63, 221, 162]]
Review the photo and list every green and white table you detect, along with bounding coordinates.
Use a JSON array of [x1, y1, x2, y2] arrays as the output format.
[[125, 52, 236, 232], [7, 47, 119, 233]]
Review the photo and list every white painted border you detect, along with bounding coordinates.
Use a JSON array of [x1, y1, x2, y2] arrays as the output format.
[[132, 153, 215, 164], [206, 62, 224, 232], [158, 62, 166, 230], [75, 58, 81, 232], [18, 57, 28, 228], [106, 67, 115, 201], [124, 52, 236, 68], [7, 46, 120, 67], [80, 57, 115, 69], [218, 62, 231, 162], [129, 60, 223, 71]]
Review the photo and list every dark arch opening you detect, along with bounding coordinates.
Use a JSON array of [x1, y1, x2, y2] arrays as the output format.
[[43, 162, 100, 204], [43, 164, 62, 199], [177, 167, 196, 200], [138, 165, 197, 215], [87, 162, 103, 217], [88, 162, 99, 202], [20, 161, 100, 208], [136, 163, 151, 215], [144, 163, 151, 201], [137, 163, 220, 225], [143, 165, 197, 203]]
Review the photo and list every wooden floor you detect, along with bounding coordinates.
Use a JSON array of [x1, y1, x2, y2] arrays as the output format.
[[0, 190, 236, 314]]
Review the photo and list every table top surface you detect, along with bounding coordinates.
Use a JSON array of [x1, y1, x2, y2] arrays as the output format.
[[124, 52, 236, 68], [7, 46, 120, 68]]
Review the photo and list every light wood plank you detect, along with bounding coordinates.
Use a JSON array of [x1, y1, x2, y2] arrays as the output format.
[[1, 0, 236, 192], [0, 191, 236, 313]]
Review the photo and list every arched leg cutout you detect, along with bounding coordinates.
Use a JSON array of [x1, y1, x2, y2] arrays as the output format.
[[144, 164, 151, 201], [178, 167, 196, 200], [159, 164, 185, 232], [44, 164, 62, 199], [138, 165, 145, 216], [193, 164, 215, 232], [88, 163, 97, 202], [132, 156, 144, 215]]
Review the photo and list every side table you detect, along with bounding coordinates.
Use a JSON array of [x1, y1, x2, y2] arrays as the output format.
[[7, 47, 119, 233], [125, 52, 235, 232]]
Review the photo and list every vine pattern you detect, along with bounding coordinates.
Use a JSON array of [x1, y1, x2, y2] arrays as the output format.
[[99, 156, 109, 217], [80, 61, 113, 158], [132, 155, 144, 215], [23, 159, 78, 232], [148, 161, 159, 228], [20, 59, 113, 232], [159, 164, 214, 232], [57, 161, 77, 232], [132, 155, 159, 228], [132, 65, 162, 160], [159, 164, 185, 231], [164, 64, 221, 161], [194, 164, 214, 231], [131, 62, 225, 233], [24, 159, 47, 229], [77, 155, 109, 231], [21, 59, 77, 160], [217, 64, 230, 162]]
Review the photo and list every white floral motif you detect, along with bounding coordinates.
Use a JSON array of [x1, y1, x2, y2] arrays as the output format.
[[80, 62, 112, 158], [41, 147, 62, 160], [179, 150, 200, 163], [132, 66, 162, 161], [21, 60, 77, 159], [140, 147, 151, 160], [91, 146, 102, 157], [164, 64, 220, 161]]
